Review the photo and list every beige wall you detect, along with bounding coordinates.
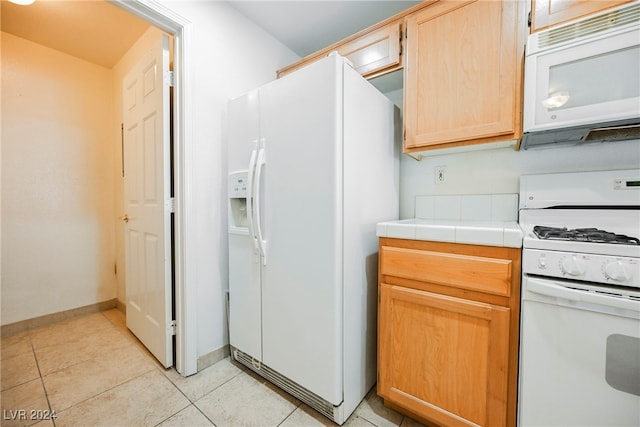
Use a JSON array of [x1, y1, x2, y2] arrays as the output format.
[[0, 0, 301, 366], [1, 32, 117, 325]]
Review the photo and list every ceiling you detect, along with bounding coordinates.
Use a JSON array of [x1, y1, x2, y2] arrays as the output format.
[[227, 1, 421, 57], [0, 0, 150, 68], [1, 0, 420, 68]]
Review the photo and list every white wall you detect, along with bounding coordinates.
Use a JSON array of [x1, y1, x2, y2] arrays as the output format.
[[1, 32, 116, 324], [156, 1, 300, 361], [399, 140, 640, 219], [378, 83, 640, 219]]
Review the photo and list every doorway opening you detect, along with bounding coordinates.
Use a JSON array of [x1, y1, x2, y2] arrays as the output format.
[[112, 0, 196, 376]]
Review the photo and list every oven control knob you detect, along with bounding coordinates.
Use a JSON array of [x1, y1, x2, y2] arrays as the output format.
[[537, 256, 547, 269], [603, 260, 632, 282], [560, 255, 586, 276]]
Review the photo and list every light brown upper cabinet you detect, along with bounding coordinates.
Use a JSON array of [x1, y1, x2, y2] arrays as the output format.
[[531, 0, 634, 32], [278, 19, 403, 79], [403, 0, 527, 152], [339, 20, 402, 78]]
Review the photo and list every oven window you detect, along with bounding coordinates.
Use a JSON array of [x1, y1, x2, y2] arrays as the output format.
[[606, 334, 640, 397]]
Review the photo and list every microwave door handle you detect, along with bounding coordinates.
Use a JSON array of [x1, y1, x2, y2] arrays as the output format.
[[247, 145, 259, 251], [254, 146, 267, 266]]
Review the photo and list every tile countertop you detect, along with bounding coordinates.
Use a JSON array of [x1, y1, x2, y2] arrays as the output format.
[[377, 194, 523, 248], [376, 218, 523, 248]]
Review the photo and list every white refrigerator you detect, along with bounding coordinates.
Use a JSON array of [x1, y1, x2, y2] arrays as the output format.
[[227, 53, 399, 424]]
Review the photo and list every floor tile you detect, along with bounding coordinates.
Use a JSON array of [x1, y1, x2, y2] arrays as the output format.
[[157, 404, 214, 426], [277, 405, 380, 427], [34, 325, 133, 376], [55, 369, 190, 427], [400, 417, 429, 427], [354, 388, 404, 427], [104, 318, 170, 371], [42, 343, 157, 411], [101, 308, 127, 330], [163, 357, 244, 402], [0, 379, 50, 427], [195, 371, 299, 426], [343, 415, 377, 427], [1, 332, 33, 360], [1, 351, 40, 391], [3, 309, 426, 427], [279, 404, 338, 427], [29, 312, 113, 350]]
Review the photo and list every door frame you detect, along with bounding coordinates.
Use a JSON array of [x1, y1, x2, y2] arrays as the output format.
[[111, 0, 196, 376]]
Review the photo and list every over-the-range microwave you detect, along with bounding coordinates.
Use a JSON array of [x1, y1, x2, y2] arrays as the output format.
[[521, 2, 640, 149]]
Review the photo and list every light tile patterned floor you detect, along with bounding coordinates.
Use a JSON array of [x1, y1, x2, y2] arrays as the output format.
[[1, 309, 427, 427]]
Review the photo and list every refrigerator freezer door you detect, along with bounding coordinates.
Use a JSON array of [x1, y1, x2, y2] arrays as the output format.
[[259, 56, 344, 405], [228, 90, 263, 360], [228, 233, 262, 359], [227, 90, 260, 174]]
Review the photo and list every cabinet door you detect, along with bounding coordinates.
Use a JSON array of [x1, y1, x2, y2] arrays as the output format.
[[378, 283, 510, 427], [531, 0, 633, 32], [337, 20, 402, 78], [404, 0, 521, 150], [278, 20, 403, 79]]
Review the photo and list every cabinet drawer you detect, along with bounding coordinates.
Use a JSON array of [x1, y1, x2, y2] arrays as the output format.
[[380, 245, 513, 296]]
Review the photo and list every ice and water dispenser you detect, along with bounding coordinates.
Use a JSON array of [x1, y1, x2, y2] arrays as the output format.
[[228, 171, 249, 231]]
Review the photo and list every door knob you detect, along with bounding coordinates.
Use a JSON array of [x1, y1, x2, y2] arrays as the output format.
[[121, 214, 130, 223]]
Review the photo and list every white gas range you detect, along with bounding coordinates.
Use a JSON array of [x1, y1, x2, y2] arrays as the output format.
[[517, 169, 640, 427]]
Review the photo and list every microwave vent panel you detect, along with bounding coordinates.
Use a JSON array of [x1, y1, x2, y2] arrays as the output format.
[[583, 124, 640, 142], [537, 3, 640, 49]]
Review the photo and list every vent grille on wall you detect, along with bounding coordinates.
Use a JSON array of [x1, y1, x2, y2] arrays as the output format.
[[538, 3, 640, 49]]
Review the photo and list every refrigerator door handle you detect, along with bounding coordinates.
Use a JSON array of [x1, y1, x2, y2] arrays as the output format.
[[247, 146, 259, 251], [254, 145, 267, 266]]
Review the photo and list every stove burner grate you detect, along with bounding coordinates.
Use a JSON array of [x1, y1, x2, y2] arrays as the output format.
[[533, 226, 640, 245]]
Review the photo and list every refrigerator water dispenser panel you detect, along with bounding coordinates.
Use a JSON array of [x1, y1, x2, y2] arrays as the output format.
[[229, 171, 248, 229], [229, 171, 248, 198]]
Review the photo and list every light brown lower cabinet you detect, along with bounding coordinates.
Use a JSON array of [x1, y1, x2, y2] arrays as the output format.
[[377, 238, 521, 427]]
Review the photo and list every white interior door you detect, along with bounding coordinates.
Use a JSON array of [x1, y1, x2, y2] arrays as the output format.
[[227, 91, 263, 361], [122, 34, 173, 368]]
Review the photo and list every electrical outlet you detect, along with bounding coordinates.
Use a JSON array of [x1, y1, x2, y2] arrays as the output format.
[[435, 166, 447, 185]]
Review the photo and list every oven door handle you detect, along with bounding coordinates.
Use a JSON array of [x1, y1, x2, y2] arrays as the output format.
[[527, 278, 640, 313]]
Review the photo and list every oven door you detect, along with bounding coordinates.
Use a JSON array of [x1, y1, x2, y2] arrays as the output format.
[[518, 275, 640, 427]]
